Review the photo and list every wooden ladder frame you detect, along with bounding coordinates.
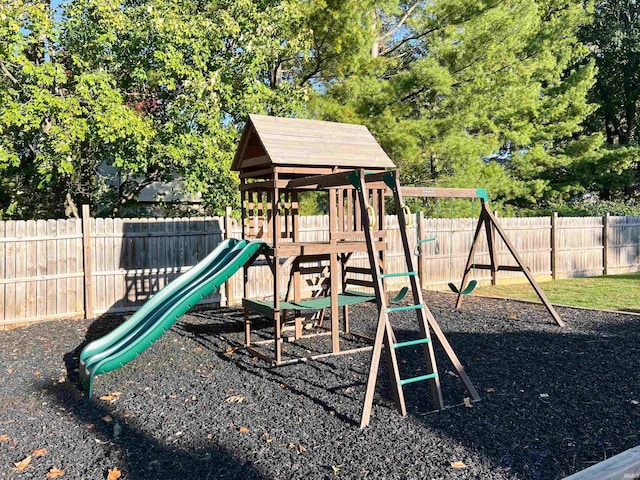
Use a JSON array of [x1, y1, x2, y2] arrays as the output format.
[[352, 169, 480, 428]]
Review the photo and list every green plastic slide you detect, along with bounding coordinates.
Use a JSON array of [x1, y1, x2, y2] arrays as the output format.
[[79, 238, 265, 397]]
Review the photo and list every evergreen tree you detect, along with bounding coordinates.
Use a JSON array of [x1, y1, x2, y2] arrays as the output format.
[[312, 0, 598, 213], [578, 0, 640, 201]]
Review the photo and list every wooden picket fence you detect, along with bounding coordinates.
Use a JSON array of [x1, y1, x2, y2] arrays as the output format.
[[1, 208, 639, 329]]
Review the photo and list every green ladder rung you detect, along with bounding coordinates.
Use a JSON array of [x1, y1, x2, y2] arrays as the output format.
[[418, 237, 437, 244], [378, 271, 417, 279], [386, 304, 423, 313], [399, 372, 438, 386], [391, 338, 430, 349]]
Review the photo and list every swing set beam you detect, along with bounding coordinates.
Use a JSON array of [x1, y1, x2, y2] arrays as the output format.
[[385, 187, 488, 201], [385, 186, 565, 328]]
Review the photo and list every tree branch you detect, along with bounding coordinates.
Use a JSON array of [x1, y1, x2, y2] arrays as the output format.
[[0, 60, 20, 86], [378, 1, 421, 43]]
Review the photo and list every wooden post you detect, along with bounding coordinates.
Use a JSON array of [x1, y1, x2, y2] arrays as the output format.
[[272, 185, 282, 364], [603, 213, 610, 276], [329, 188, 340, 354], [224, 206, 234, 307], [491, 209, 498, 285], [417, 211, 427, 289], [81, 204, 94, 319], [551, 212, 558, 280]]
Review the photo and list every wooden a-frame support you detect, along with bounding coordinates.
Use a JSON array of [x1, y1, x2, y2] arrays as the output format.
[[454, 200, 565, 327]]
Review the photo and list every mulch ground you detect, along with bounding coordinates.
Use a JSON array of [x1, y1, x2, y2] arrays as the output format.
[[1, 291, 639, 480]]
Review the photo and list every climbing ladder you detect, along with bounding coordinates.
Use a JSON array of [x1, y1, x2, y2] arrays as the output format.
[[348, 169, 480, 428]]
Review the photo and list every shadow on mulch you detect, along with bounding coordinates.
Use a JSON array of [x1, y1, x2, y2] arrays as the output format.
[[389, 317, 640, 479], [53, 312, 268, 479], [53, 300, 640, 480], [39, 380, 267, 479]]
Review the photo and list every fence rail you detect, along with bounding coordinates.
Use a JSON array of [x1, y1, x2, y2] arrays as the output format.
[[1, 209, 639, 329]]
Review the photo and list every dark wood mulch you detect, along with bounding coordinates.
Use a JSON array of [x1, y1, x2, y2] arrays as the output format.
[[0, 292, 639, 479]]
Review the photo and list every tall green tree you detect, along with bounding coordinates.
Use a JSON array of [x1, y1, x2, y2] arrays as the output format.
[[312, 0, 598, 213], [578, 0, 640, 201]]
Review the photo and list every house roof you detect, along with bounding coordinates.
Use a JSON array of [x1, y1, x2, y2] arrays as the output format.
[[231, 114, 395, 172]]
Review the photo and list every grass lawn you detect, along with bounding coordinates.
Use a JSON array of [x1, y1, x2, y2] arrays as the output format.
[[474, 272, 640, 312]]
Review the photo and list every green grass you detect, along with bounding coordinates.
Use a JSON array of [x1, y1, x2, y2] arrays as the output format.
[[474, 272, 640, 312]]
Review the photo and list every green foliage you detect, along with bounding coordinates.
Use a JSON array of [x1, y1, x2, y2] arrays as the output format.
[[536, 199, 640, 217], [577, 0, 640, 200], [1, 0, 624, 220], [0, 0, 321, 218], [311, 0, 599, 213]]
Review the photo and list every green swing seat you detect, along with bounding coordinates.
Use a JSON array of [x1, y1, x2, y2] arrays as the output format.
[[448, 279, 478, 295]]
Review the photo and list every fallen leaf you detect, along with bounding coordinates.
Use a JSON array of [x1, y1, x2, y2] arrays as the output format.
[[101, 415, 113, 423], [509, 314, 518, 320], [238, 427, 250, 433], [297, 444, 307, 453], [46, 467, 65, 478], [107, 467, 122, 480], [451, 461, 467, 469], [463, 397, 473, 408], [331, 465, 340, 474], [207, 434, 213, 439], [86, 424, 95, 429], [32, 447, 47, 457], [485, 387, 496, 393], [225, 395, 245, 404], [194, 347, 203, 352], [14, 454, 32, 471], [99, 392, 122, 402], [0, 434, 10, 442], [34, 371, 41, 376], [224, 347, 237, 356]]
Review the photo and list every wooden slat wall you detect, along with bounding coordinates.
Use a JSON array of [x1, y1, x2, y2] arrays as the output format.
[[608, 216, 640, 274], [91, 217, 224, 314], [2, 212, 640, 327], [556, 217, 604, 278], [0, 219, 83, 328]]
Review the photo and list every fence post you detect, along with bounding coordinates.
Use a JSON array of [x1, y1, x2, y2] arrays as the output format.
[[81, 204, 94, 319], [551, 212, 558, 280], [224, 206, 234, 307], [603, 213, 610, 276]]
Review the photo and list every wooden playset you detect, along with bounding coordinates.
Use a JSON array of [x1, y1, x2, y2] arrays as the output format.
[[232, 114, 563, 427]]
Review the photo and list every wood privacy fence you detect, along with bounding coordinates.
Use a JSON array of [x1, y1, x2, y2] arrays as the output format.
[[1, 209, 639, 329]]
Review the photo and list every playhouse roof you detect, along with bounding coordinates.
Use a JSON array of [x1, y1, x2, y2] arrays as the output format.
[[231, 114, 395, 173]]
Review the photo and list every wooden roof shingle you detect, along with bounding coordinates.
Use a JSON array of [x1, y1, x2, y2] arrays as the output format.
[[231, 114, 395, 172]]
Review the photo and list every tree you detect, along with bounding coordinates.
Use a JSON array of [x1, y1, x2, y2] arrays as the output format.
[[0, 0, 324, 218], [578, 0, 640, 201], [311, 0, 598, 213], [0, 0, 154, 218]]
